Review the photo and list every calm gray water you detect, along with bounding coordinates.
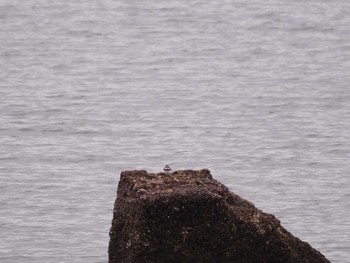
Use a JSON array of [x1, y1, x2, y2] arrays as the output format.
[[1, 1, 349, 262]]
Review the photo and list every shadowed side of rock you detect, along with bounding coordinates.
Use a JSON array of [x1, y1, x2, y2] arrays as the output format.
[[108, 169, 330, 263]]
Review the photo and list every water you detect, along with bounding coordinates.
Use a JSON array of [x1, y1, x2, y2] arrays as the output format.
[[1, 1, 349, 262]]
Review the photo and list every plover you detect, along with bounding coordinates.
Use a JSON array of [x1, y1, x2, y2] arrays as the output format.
[[163, 164, 172, 174]]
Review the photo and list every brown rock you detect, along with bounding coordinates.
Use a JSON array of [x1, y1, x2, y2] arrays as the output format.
[[108, 169, 330, 263]]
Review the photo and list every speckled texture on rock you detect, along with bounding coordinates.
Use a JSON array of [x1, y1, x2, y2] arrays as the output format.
[[108, 169, 330, 263]]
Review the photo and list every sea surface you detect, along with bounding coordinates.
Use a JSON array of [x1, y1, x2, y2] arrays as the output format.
[[1, 1, 349, 262]]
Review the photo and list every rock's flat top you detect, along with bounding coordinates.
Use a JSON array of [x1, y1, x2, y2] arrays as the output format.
[[121, 169, 213, 192], [109, 169, 330, 263]]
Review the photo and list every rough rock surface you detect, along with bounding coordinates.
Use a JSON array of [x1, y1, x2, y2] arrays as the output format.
[[108, 169, 330, 263]]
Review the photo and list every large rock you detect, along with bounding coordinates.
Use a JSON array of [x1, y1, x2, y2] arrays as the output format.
[[108, 169, 330, 263]]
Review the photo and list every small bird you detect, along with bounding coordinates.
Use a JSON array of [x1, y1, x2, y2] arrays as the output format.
[[163, 164, 172, 174]]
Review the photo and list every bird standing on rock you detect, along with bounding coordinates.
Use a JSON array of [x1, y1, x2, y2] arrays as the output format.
[[163, 165, 172, 174]]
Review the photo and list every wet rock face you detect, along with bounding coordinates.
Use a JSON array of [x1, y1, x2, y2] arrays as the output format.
[[108, 169, 330, 263]]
